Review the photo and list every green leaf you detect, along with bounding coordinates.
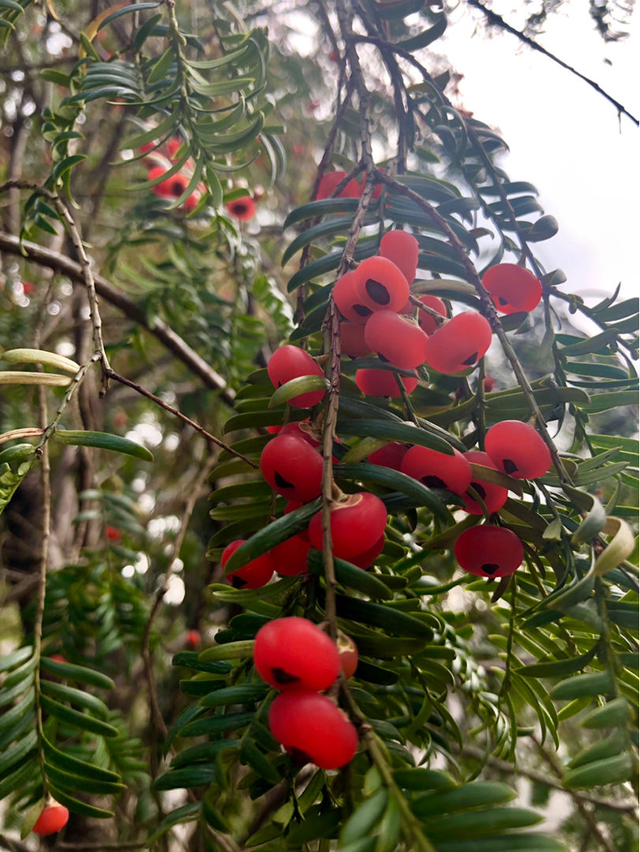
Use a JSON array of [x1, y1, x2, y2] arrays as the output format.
[[516, 645, 597, 679], [40, 680, 110, 719], [412, 782, 515, 818], [286, 806, 344, 844], [436, 837, 567, 852], [153, 764, 220, 791], [0, 370, 71, 386], [336, 418, 458, 455], [44, 761, 125, 796], [40, 695, 119, 737], [147, 802, 202, 844], [42, 736, 121, 783], [567, 728, 627, 769], [393, 769, 457, 791], [179, 711, 255, 737], [40, 657, 116, 689], [0, 646, 33, 673], [48, 782, 114, 819], [199, 684, 268, 707], [419, 807, 542, 840], [268, 374, 328, 407], [0, 730, 38, 781], [307, 549, 393, 600], [593, 516, 635, 576], [340, 789, 388, 845], [97, 2, 161, 31], [283, 198, 360, 228], [581, 698, 630, 729], [240, 740, 281, 785], [53, 430, 154, 461], [549, 671, 613, 701], [334, 594, 434, 639], [2, 348, 80, 374], [198, 640, 255, 662], [563, 752, 634, 789], [398, 14, 447, 50]]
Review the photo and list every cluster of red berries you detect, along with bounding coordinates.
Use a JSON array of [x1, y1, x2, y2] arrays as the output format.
[[253, 617, 359, 769], [32, 802, 69, 836]]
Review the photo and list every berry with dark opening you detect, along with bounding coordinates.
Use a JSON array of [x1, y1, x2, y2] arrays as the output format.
[[401, 445, 471, 495], [225, 197, 256, 221], [148, 167, 187, 200], [105, 525, 121, 542], [484, 420, 552, 479], [423, 312, 492, 374], [462, 450, 509, 515], [267, 345, 325, 409], [379, 230, 419, 286], [32, 804, 70, 836], [454, 525, 524, 577], [340, 322, 372, 358], [482, 263, 542, 315], [268, 691, 358, 769], [221, 540, 274, 589], [416, 295, 447, 336], [254, 617, 340, 691], [260, 433, 323, 502], [349, 534, 385, 569], [355, 368, 418, 398], [337, 631, 359, 679], [355, 256, 410, 314], [364, 311, 428, 370], [269, 534, 311, 576], [334, 270, 373, 324], [185, 630, 201, 649], [367, 442, 408, 471], [308, 492, 388, 559]]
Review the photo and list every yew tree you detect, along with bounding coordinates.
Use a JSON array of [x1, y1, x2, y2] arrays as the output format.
[[0, 1, 638, 851]]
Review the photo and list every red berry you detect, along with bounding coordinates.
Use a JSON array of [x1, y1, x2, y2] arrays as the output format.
[[308, 492, 387, 560], [280, 420, 321, 447], [50, 654, 66, 664], [401, 445, 472, 496], [334, 270, 373, 324], [221, 540, 274, 589], [22, 280, 34, 295], [148, 166, 188, 200], [267, 425, 281, 434], [379, 230, 419, 286], [482, 263, 542, 315], [337, 632, 359, 679], [484, 420, 552, 479], [185, 630, 201, 648], [267, 345, 325, 409], [105, 525, 121, 542], [364, 311, 428, 370], [340, 322, 372, 358], [33, 804, 69, 836], [454, 525, 524, 577], [269, 534, 311, 576], [166, 137, 182, 158], [355, 368, 418, 398], [355, 257, 410, 314], [462, 451, 509, 515], [483, 374, 497, 392], [416, 295, 447, 336], [423, 312, 492, 374], [317, 171, 347, 200], [255, 617, 340, 691], [260, 433, 323, 502], [349, 534, 385, 569], [367, 442, 408, 471], [225, 197, 256, 221], [268, 691, 358, 769]]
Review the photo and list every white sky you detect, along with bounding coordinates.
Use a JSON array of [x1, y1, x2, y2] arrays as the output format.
[[438, 1, 638, 303]]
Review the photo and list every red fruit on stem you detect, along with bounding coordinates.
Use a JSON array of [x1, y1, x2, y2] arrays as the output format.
[[269, 534, 311, 576], [267, 345, 326, 408], [308, 492, 388, 559], [269, 691, 358, 769], [355, 256, 410, 314], [349, 534, 385, 569], [423, 312, 492, 374], [364, 311, 428, 370], [337, 632, 359, 679], [225, 197, 256, 221], [105, 525, 121, 542], [317, 171, 347, 200], [483, 374, 497, 393], [50, 654, 66, 664], [280, 420, 321, 447], [267, 425, 281, 435], [148, 166, 188, 200], [221, 540, 274, 589], [482, 263, 542, 315], [260, 433, 323, 502], [367, 442, 408, 472], [166, 137, 182, 158], [401, 445, 472, 496], [379, 230, 419, 286], [340, 322, 372, 358], [33, 804, 69, 836], [416, 295, 447, 336], [255, 617, 340, 691], [355, 368, 418, 398], [484, 420, 552, 479], [185, 630, 201, 648], [462, 450, 509, 515], [334, 270, 373, 324], [454, 525, 524, 577]]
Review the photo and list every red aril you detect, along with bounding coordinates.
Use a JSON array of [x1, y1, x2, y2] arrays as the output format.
[[484, 420, 551, 479], [416, 295, 447, 336], [355, 368, 418, 398], [280, 420, 321, 447], [401, 445, 472, 496], [482, 263, 542, 315], [225, 197, 256, 221], [32, 804, 70, 836], [423, 312, 492, 374], [462, 451, 509, 515], [267, 345, 325, 408], [354, 256, 410, 313], [349, 534, 385, 569], [367, 442, 408, 471], [334, 270, 373, 324], [364, 311, 428, 370], [317, 171, 348, 200], [149, 166, 188, 200], [185, 630, 201, 648], [267, 425, 281, 435], [254, 617, 340, 691], [269, 691, 358, 769], [340, 322, 372, 358], [454, 525, 524, 577], [337, 632, 359, 679], [308, 492, 387, 559], [379, 230, 419, 286], [221, 540, 274, 589], [105, 525, 121, 542], [483, 374, 497, 392], [269, 534, 311, 576], [260, 434, 323, 502]]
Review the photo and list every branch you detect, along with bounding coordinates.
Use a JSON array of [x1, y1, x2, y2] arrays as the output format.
[[466, 0, 638, 126], [0, 231, 235, 404]]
